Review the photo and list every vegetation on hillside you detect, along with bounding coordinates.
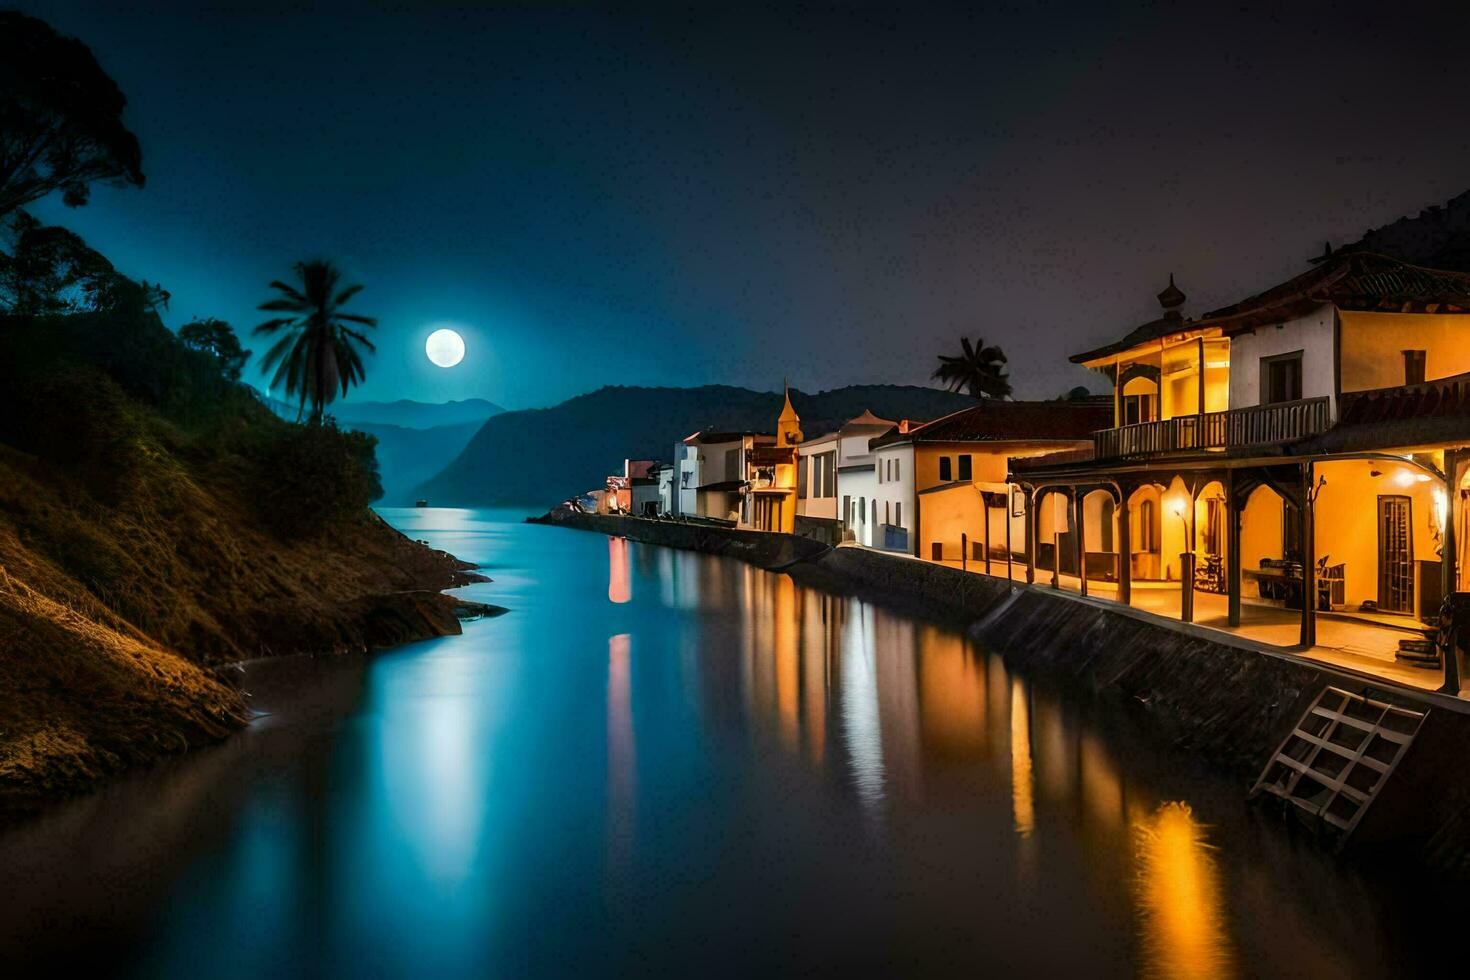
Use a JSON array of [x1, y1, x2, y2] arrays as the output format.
[[0, 14, 468, 803]]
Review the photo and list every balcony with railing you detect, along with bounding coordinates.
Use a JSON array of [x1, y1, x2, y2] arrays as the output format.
[[1092, 396, 1331, 460]]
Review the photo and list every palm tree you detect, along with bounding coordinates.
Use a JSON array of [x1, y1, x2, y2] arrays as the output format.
[[932, 336, 1011, 400], [255, 260, 376, 422]]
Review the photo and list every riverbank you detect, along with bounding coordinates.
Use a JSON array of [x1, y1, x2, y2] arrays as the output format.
[[0, 450, 497, 809], [533, 508, 1470, 877]]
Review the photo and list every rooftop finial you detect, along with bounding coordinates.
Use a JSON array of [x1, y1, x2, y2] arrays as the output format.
[[1156, 274, 1186, 319]]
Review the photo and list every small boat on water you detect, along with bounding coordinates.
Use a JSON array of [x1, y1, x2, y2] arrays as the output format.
[[415, 499, 428, 508]]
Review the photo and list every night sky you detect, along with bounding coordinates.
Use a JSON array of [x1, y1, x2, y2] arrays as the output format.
[[19, 1, 1470, 410]]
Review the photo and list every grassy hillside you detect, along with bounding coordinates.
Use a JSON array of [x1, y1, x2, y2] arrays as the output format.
[[418, 383, 974, 505], [0, 310, 481, 803]]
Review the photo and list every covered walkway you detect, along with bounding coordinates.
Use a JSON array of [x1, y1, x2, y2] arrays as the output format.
[[930, 553, 1445, 692]]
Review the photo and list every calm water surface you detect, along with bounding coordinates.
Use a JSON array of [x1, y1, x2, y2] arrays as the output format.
[[0, 508, 1450, 976]]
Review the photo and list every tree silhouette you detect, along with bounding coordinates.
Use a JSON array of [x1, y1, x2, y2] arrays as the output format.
[[0, 12, 145, 219], [0, 209, 115, 313], [255, 260, 376, 422], [180, 318, 251, 381], [931, 337, 1012, 400]]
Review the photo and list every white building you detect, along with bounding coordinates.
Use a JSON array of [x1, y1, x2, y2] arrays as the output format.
[[796, 431, 839, 528], [870, 434, 917, 553], [684, 430, 774, 523], [672, 437, 700, 516], [831, 410, 896, 547], [654, 462, 675, 516]]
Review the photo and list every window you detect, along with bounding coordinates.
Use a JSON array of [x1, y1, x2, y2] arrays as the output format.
[[1122, 393, 1156, 426], [894, 458, 901, 481], [842, 495, 851, 524], [895, 502, 903, 527], [1404, 349, 1427, 386], [859, 497, 866, 522], [958, 455, 972, 481], [1261, 351, 1303, 404], [812, 452, 836, 497], [681, 471, 691, 487], [798, 457, 809, 498], [885, 501, 891, 525], [939, 456, 952, 482]]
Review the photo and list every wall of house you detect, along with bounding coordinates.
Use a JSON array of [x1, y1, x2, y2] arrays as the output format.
[[1339, 311, 1470, 392], [1311, 458, 1443, 612], [913, 443, 1009, 489], [797, 441, 839, 520], [917, 485, 1022, 565], [871, 444, 916, 553], [699, 489, 740, 522], [674, 443, 699, 515], [1239, 485, 1285, 577], [1227, 305, 1336, 413], [838, 467, 879, 547]]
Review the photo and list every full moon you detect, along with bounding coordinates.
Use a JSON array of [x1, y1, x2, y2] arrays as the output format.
[[425, 328, 465, 368]]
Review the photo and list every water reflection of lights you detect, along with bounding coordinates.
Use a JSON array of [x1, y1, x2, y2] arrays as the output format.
[[379, 658, 488, 883], [607, 634, 636, 858], [607, 537, 631, 604], [840, 602, 885, 812], [1009, 679, 1035, 838], [1133, 802, 1233, 980]]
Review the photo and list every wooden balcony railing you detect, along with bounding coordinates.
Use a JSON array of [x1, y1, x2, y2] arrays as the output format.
[[1092, 396, 1330, 459], [1094, 412, 1226, 458], [1225, 396, 1330, 448]]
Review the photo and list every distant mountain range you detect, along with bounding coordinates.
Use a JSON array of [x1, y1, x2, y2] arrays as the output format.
[[257, 393, 504, 503], [416, 383, 977, 506]]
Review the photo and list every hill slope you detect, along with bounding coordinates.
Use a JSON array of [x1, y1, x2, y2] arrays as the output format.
[[348, 419, 484, 504], [417, 384, 975, 506], [327, 397, 503, 429], [0, 311, 482, 803]]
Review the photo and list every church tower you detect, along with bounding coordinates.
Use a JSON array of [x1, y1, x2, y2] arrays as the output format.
[[777, 380, 803, 448]]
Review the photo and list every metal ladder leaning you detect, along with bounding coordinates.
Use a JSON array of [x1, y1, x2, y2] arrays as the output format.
[[1250, 686, 1426, 849]]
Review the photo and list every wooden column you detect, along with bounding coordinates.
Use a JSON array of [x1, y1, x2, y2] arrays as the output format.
[[1117, 489, 1132, 606], [1300, 462, 1317, 649], [1025, 488, 1037, 585], [1442, 450, 1459, 597], [1073, 490, 1087, 597], [1440, 450, 1461, 696], [982, 496, 992, 576], [1227, 470, 1242, 628], [1005, 488, 1015, 585]]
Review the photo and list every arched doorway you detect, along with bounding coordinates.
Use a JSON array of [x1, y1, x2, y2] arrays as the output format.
[[1127, 484, 1164, 582]]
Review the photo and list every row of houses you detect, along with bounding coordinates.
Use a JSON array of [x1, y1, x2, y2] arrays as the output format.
[[588, 248, 1470, 697]]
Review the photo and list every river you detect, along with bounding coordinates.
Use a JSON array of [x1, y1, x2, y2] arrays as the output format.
[[0, 507, 1452, 977]]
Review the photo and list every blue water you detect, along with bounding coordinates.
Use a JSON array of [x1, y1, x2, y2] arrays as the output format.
[[0, 508, 1446, 977]]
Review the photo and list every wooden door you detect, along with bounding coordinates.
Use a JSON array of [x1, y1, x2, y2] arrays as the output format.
[[1377, 495, 1414, 614]]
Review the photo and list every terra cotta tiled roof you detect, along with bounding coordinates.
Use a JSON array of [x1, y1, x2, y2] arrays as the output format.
[[870, 399, 1110, 448], [1202, 252, 1470, 331]]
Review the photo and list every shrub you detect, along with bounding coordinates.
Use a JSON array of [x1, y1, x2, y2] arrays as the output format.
[[0, 366, 145, 502], [246, 421, 382, 537]]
